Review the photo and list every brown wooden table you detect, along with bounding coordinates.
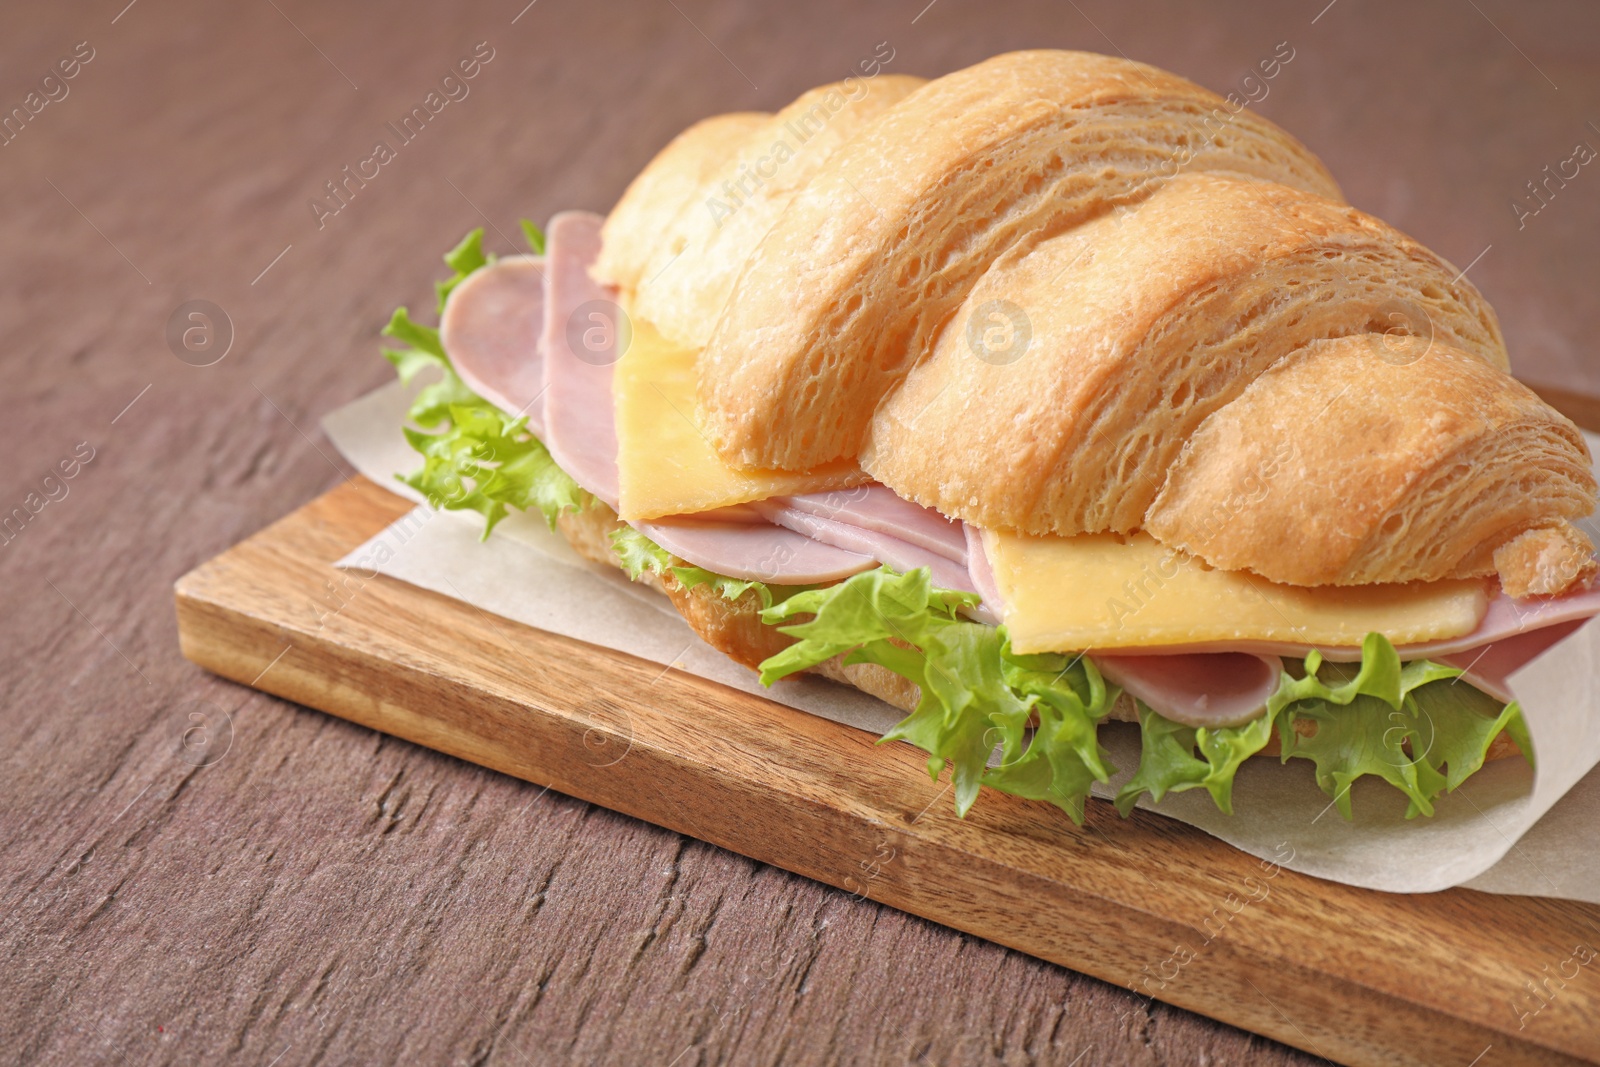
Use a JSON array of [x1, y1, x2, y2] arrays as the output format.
[[5, 2, 1598, 1063]]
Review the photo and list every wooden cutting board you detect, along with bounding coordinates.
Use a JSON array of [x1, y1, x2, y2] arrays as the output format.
[[175, 474, 1600, 1067]]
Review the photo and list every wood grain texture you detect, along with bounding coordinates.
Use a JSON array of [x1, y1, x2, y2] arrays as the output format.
[[177, 476, 1600, 1067], [5, 0, 1600, 1064]]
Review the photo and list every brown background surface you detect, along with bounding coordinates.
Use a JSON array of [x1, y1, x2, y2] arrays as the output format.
[[3, 1, 1598, 1064]]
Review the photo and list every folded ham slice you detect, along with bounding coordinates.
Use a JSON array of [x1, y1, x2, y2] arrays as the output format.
[[1443, 618, 1586, 704], [1407, 583, 1600, 662], [643, 517, 874, 583], [541, 212, 624, 508], [439, 254, 548, 435], [778, 486, 969, 563], [1096, 652, 1284, 729], [752, 501, 977, 595]]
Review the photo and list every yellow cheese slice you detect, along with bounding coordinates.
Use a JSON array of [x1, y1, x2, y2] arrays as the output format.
[[985, 530, 1490, 653], [614, 318, 861, 520]]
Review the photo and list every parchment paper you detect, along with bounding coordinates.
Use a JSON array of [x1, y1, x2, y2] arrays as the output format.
[[324, 382, 1600, 900]]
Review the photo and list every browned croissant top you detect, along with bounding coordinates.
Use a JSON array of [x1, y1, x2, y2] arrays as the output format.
[[594, 50, 1597, 597]]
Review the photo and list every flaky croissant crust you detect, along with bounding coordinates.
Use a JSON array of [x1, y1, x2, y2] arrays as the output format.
[[595, 50, 1597, 595]]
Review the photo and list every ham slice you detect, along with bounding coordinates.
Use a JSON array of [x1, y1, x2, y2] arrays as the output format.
[[966, 525, 1002, 610], [753, 501, 976, 595], [439, 255, 548, 435], [778, 486, 968, 563], [1095, 652, 1284, 730], [1444, 618, 1586, 704], [1401, 583, 1600, 662], [644, 517, 875, 583], [541, 212, 624, 508], [753, 499, 997, 620]]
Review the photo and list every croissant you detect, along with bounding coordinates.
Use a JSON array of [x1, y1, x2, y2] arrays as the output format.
[[595, 49, 1597, 596]]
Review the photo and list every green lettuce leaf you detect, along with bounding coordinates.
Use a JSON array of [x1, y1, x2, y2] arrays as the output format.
[[434, 227, 491, 312], [520, 219, 547, 256], [758, 568, 1117, 820], [610, 524, 673, 580], [672, 566, 776, 610], [875, 619, 1028, 817], [1199, 633, 1405, 815], [608, 526, 779, 608], [758, 566, 974, 681], [384, 225, 588, 535], [985, 644, 1119, 823], [1114, 708, 1210, 816], [1115, 634, 1534, 819], [1407, 677, 1534, 793]]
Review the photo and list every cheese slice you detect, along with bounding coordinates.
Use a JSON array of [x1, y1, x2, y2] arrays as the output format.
[[985, 530, 1491, 653], [614, 318, 862, 520]]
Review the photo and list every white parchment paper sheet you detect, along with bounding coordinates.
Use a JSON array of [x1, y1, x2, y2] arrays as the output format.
[[324, 382, 1600, 901]]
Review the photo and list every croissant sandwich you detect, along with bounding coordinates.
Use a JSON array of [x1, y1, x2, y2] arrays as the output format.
[[379, 50, 1600, 822]]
